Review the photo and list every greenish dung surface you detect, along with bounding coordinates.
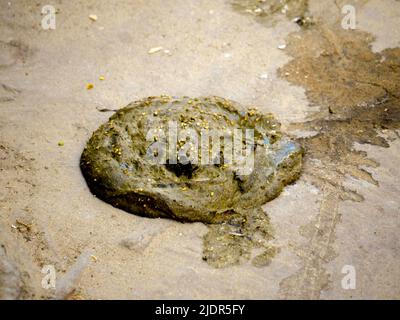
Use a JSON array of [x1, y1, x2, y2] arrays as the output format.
[[81, 96, 303, 267]]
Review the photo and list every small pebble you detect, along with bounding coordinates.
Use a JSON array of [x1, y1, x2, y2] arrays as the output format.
[[148, 47, 163, 54]]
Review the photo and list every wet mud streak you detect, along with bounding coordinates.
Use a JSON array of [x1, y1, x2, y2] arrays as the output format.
[[277, 25, 400, 298], [280, 27, 400, 199], [280, 188, 340, 299], [0, 83, 21, 103]]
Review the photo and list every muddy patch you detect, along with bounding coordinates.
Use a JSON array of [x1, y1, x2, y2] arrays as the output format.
[[276, 25, 400, 297], [280, 26, 400, 199], [230, 0, 312, 26], [0, 39, 31, 68]]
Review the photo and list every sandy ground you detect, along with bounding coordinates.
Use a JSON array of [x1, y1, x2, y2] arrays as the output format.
[[0, 0, 399, 299]]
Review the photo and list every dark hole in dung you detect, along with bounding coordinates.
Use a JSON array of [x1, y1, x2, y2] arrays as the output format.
[[165, 160, 198, 179]]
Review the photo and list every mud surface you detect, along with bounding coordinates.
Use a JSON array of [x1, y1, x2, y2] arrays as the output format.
[[0, 246, 23, 300], [236, 0, 400, 298], [280, 26, 400, 200], [1, 0, 399, 299], [276, 18, 400, 298], [81, 96, 302, 267], [231, 0, 312, 26]]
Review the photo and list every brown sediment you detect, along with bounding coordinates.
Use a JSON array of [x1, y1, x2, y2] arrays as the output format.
[[279, 26, 400, 199], [276, 24, 400, 298]]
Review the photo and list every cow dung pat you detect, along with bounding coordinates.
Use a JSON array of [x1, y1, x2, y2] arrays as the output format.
[[81, 96, 303, 224], [81, 96, 303, 267]]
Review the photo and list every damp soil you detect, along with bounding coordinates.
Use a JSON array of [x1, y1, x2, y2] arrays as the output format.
[[278, 26, 400, 200], [231, 0, 312, 27], [81, 96, 303, 267]]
